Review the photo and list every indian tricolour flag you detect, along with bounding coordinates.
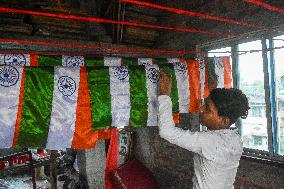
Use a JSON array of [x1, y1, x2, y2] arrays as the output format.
[[206, 56, 232, 90], [0, 55, 98, 149], [0, 54, 38, 148]]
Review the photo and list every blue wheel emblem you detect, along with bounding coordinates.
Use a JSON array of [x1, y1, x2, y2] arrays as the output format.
[[4, 54, 27, 66], [175, 62, 186, 73], [114, 66, 128, 81], [147, 67, 159, 83], [64, 57, 84, 67], [0, 65, 19, 87], [58, 76, 76, 97]]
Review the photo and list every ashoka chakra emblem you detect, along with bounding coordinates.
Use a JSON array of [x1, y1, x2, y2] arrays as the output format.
[[0, 65, 19, 87], [64, 56, 84, 67], [175, 62, 187, 73], [4, 54, 27, 66], [58, 76, 76, 97], [147, 67, 159, 83], [114, 66, 128, 81]]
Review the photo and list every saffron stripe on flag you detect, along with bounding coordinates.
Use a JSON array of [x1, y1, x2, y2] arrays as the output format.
[[223, 57, 232, 88], [17, 67, 54, 148], [46, 67, 81, 150], [30, 54, 39, 67], [72, 67, 98, 149], [87, 67, 112, 130], [0, 65, 24, 148], [105, 128, 119, 189], [13, 67, 26, 147], [187, 60, 201, 112]]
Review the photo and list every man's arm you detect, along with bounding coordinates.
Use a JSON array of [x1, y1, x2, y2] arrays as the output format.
[[158, 71, 216, 158], [158, 95, 204, 154]]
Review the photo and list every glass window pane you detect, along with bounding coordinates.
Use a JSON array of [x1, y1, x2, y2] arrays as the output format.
[[273, 35, 284, 155], [238, 40, 268, 151]]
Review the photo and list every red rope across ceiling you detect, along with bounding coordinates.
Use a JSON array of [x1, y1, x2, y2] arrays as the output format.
[[0, 7, 238, 36], [243, 0, 284, 14], [120, 0, 265, 29], [0, 38, 203, 55]]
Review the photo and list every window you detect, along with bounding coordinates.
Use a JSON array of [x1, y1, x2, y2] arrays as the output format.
[[238, 40, 268, 151], [204, 34, 284, 158], [273, 35, 284, 155]]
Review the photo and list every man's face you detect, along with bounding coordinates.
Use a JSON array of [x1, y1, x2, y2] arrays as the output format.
[[199, 98, 228, 130]]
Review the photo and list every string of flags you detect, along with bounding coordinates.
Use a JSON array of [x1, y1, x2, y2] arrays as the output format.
[[0, 54, 232, 149]]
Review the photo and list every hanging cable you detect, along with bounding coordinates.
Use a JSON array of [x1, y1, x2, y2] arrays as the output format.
[[1, 38, 284, 57], [243, 0, 284, 14], [0, 7, 238, 36], [0, 38, 204, 55], [120, 0, 265, 29], [1, 45, 284, 57]]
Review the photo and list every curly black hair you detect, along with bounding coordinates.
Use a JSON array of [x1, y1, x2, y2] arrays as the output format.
[[209, 88, 250, 125]]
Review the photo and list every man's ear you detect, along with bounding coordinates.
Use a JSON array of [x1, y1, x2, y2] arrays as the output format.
[[221, 117, 230, 128]]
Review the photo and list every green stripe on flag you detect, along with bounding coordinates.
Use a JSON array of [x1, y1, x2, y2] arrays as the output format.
[[87, 67, 112, 130], [159, 63, 179, 113], [122, 58, 137, 66], [17, 67, 54, 148], [39, 55, 62, 66], [85, 58, 104, 67], [128, 65, 148, 127]]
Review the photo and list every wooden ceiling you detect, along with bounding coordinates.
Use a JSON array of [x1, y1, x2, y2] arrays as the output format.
[[1, 0, 284, 50]]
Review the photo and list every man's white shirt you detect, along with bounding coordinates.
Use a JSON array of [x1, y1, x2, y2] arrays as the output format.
[[158, 95, 243, 189]]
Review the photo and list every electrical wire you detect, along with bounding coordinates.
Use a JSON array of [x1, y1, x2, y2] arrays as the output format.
[[0, 7, 238, 36], [120, 0, 265, 29]]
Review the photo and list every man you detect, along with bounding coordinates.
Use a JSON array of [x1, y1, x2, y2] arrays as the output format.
[[158, 71, 250, 189]]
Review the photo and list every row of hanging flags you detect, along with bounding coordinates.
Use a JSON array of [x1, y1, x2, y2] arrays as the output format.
[[0, 54, 232, 149]]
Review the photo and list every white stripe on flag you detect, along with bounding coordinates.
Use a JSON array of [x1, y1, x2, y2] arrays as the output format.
[[0, 65, 24, 148], [214, 57, 224, 88], [109, 66, 130, 128], [46, 67, 80, 150], [104, 57, 122, 66], [0, 54, 30, 66], [62, 56, 84, 67], [169, 59, 190, 113], [145, 63, 159, 126], [199, 59, 206, 99]]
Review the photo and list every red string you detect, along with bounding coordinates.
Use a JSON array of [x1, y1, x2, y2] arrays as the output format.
[[0, 7, 239, 36], [243, 0, 284, 14], [120, 0, 265, 29], [0, 51, 201, 55], [0, 38, 204, 55]]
